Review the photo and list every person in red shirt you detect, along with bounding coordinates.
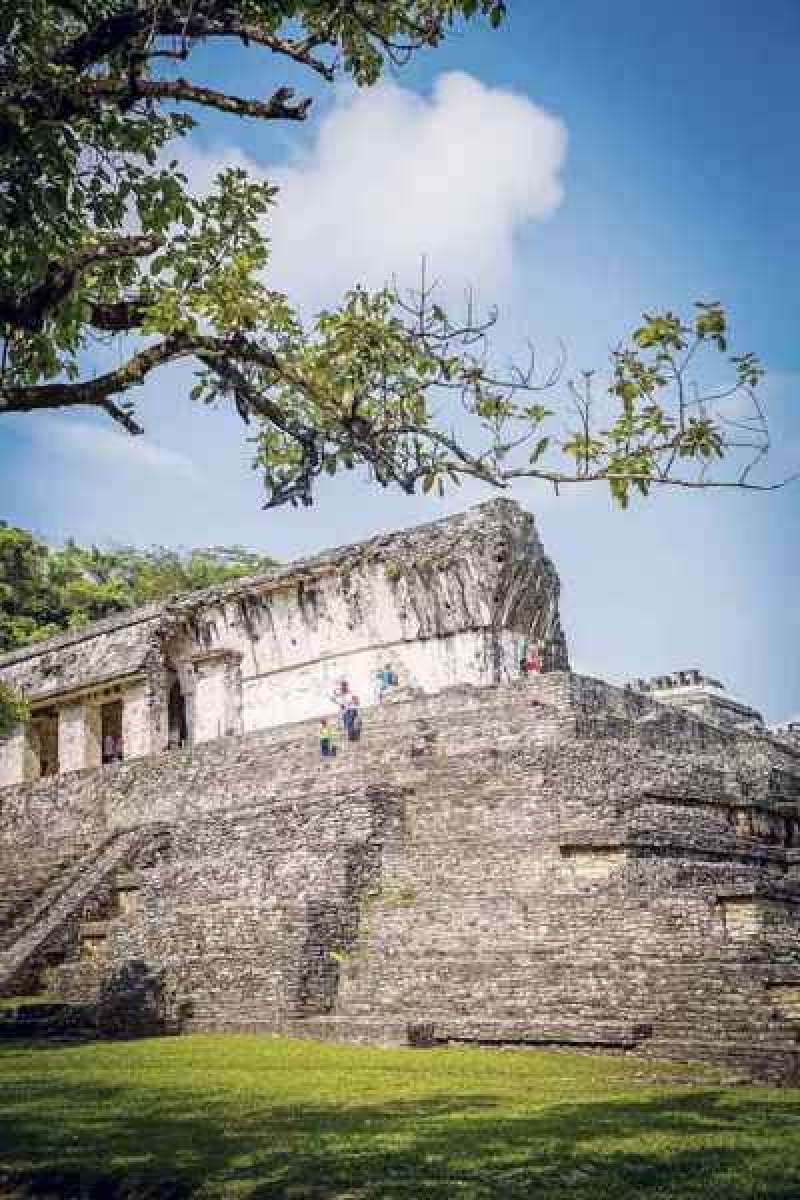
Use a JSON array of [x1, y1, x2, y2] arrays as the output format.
[[521, 644, 541, 675]]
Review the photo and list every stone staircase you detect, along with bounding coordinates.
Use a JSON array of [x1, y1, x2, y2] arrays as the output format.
[[0, 682, 557, 1019], [0, 824, 170, 998], [0, 846, 89, 940]]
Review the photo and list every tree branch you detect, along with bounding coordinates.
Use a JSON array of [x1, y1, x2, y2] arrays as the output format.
[[87, 77, 313, 121], [88, 298, 151, 332], [54, 8, 148, 71], [53, 5, 336, 81], [0, 333, 278, 421], [0, 236, 162, 333], [157, 16, 337, 81]]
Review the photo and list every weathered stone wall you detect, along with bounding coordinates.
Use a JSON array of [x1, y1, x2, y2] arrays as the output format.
[[1, 671, 798, 1081], [0, 500, 568, 783], [162, 498, 568, 735], [0, 727, 26, 789]]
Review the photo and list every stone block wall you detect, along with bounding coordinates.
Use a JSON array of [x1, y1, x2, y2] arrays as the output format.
[[1, 671, 798, 1081]]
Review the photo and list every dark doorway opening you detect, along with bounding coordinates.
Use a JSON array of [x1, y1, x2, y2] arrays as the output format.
[[31, 712, 59, 777], [101, 699, 124, 763], [168, 678, 188, 749]]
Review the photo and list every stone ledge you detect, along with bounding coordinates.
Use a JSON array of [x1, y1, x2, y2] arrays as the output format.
[[184, 1014, 654, 1051], [561, 835, 795, 869]]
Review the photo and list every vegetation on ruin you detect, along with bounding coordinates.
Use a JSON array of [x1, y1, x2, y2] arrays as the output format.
[[0, 1035, 798, 1198], [0, 521, 276, 653], [1, 2, 794, 512], [0, 680, 28, 737]]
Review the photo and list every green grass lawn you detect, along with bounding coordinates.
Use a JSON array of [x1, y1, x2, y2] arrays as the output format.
[[0, 1035, 798, 1198]]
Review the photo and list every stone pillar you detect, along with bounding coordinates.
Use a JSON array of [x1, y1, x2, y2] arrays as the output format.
[[224, 654, 244, 738], [121, 680, 153, 760], [58, 702, 90, 773], [84, 704, 103, 770], [146, 667, 171, 756], [0, 724, 27, 787], [176, 663, 197, 746], [191, 653, 242, 744]]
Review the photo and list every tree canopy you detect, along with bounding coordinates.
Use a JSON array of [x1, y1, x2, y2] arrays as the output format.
[[0, 1, 792, 513], [0, 522, 276, 652], [0, 522, 276, 732]]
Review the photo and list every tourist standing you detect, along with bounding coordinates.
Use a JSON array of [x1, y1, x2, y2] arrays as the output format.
[[375, 663, 398, 703], [102, 733, 116, 765], [343, 694, 362, 743], [330, 678, 350, 728], [319, 717, 338, 759], [521, 644, 541, 676]]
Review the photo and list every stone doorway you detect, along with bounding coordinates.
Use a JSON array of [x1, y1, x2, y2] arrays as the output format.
[[101, 699, 123, 762], [168, 677, 189, 749], [30, 712, 58, 778]]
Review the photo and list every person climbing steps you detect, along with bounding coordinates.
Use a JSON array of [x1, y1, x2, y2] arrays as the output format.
[[343, 694, 362, 742], [319, 717, 338, 759]]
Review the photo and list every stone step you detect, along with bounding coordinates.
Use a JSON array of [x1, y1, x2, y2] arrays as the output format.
[[0, 849, 90, 943], [164, 682, 567, 771], [181, 1011, 654, 1050], [157, 717, 791, 823], [137, 749, 546, 833], [198, 708, 558, 775], [640, 1035, 800, 1084], [238, 677, 566, 743], [0, 825, 169, 992]]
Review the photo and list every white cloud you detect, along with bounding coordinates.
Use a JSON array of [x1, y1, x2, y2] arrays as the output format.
[[34, 416, 197, 480], [178, 72, 567, 311]]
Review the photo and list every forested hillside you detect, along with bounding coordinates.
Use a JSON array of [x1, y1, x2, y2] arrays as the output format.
[[0, 523, 277, 653]]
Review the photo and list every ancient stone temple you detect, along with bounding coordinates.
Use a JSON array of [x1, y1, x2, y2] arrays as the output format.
[[0, 499, 797, 1084], [0, 499, 567, 785]]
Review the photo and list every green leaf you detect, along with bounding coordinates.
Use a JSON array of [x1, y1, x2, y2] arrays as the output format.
[[530, 437, 550, 464], [610, 478, 629, 509]]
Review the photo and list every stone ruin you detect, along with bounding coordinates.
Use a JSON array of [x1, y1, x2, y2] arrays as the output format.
[[0, 498, 797, 1083], [631, 670, 766, 733], [0, 498, 567, 785]]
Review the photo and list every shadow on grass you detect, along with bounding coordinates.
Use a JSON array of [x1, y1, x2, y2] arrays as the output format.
[[1, 1067, 799, 1198]]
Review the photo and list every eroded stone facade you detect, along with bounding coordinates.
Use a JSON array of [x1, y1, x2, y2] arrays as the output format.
[[0, 500, 567, 785]]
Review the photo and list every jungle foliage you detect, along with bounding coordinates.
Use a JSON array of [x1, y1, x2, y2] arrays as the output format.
[[0, 521, 276, 653]]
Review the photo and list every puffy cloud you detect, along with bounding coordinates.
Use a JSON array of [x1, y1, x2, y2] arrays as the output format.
[[178, 72, 566, 311], [268, 73, 566, 307]]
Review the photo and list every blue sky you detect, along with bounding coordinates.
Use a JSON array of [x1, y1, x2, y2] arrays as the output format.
[[2, 0, 798, 720]]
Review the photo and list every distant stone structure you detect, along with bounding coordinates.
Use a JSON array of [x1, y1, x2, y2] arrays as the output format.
[[772, 721, 800, 751], [630, 670, 766, 733], [0, 500, 797, 1083]]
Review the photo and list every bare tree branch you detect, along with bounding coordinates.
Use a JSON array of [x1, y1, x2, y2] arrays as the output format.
[[86, 77, 313, 122], [157, 16, 337, 81]]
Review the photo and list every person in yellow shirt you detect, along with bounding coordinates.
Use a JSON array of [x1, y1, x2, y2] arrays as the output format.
[[319, 717, 338, 759]]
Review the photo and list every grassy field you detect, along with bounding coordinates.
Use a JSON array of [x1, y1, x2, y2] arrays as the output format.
[[0, 1035, 799, 1198]]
